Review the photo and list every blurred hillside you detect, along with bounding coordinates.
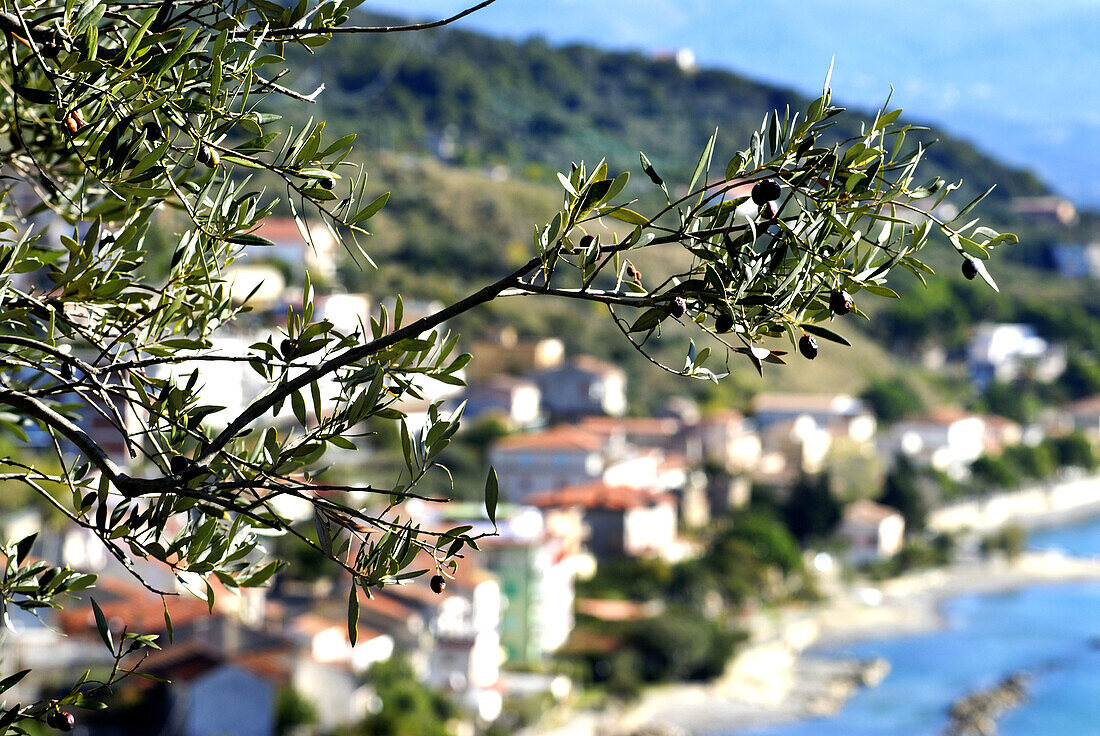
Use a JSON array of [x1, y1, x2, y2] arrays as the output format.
[[256, 16, 1100, 414]]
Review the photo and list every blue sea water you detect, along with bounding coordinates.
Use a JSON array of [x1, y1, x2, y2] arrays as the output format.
[[741, 516, 1100, 736]]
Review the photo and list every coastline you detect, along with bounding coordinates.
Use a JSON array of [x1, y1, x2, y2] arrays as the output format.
[[528, 549, 1100, 736]]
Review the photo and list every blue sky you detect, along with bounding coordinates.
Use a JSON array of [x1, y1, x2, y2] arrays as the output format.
[[365, 1, 1100, 206]]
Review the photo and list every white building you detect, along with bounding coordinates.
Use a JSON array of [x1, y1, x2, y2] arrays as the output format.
[[838, 499, 905, 565], [967, 323, 1065, 388], [489, 425, 612, 501], [290, 613, 394, 674], [251, 216, 339, 282], [462, 376, 542, 428], [752, 393, 876, 443], [880, 408, 986, 480], [528, 482, 680, 560]]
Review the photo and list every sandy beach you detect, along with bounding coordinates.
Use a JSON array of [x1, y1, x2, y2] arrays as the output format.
[[527, 549, 1100, 736]]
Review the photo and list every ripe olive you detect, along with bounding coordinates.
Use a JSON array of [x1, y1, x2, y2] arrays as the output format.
[[962, 257, 979, 280], [47, 711, 75, 732], [751, 179, 782, 205], [798, 334, 819, 360], [829, 290, 854, 316]]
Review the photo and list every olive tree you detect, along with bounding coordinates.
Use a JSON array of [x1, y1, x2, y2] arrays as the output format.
[[0, 0, 1012, 729]]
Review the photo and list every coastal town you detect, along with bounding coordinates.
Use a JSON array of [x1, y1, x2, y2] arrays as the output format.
[[3, 2, 1100, 734], [6, 204, 1100, 736]]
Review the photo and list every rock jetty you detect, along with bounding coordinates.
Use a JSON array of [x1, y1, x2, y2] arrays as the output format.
[[945, 671, 1030, 736]]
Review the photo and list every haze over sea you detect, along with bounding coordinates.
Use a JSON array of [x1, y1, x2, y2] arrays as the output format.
[[742, 515, 1100, 736], [367, 1, 1100, 206]]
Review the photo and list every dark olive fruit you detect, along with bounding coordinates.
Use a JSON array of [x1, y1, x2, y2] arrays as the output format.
[[625, 264, 640, 283], [319, 177, 335, 191], [280, 338, 297, 360], [41, 42, 61, 59], [578, 234, 595, 250], [60, 362, 73, 380], [47, 711, 75, 732], [761, 200, 780, 222], [829, 290, 854, 316], [751, 179, 782, 205], [669, 296, 687, 319], [430, 574, 446, 594], [144, 121, 163, 142], [198, 143, 219, 167], [798, 334, 819, 360], [714, 313, 734, 334], [169, 455, 188, 475], [962, 257, 979, 280]]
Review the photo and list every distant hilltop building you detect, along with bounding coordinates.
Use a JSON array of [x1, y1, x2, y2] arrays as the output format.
[[651, 47, 697, 72], [1011, 195, 1077, 226]]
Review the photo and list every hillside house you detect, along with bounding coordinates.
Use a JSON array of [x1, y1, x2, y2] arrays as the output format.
[[967, 323, 1065, 388], [579, 415, 699, 460], [489, 425, 613, 501], [693, 409, 762, 472], [467, 327, 565, 382], [756, 415, 834, 478], [838, 499, 905, 565], [880, 408, 986, 479], [533, 356, 627, 419], [124, 642, 284, 736], [1062, 395, 1100, 438], [1049, 243, 1100, 278], [752, 393, 876, 443], [462, 376, 543, 428], [289, 612, 394, 673], [528, 482, 679, 560], [1010, 195, 1077, 226], [251, 216, 339, 282]]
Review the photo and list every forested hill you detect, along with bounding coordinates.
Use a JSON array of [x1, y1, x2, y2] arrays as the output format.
[[293, 15, 1049, 207]]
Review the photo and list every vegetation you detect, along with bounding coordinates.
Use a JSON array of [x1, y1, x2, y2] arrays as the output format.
[[0, 0, 1013, 728], [981, 524, 1029, 560], [358, 657, 457, 736]]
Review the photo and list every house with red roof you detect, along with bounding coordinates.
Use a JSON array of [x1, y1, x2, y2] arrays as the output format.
[[528, 482, 679, 560], [837, 499, 905, 565]]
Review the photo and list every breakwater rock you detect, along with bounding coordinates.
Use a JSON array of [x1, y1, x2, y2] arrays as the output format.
[[945, 671, 1030, 736]]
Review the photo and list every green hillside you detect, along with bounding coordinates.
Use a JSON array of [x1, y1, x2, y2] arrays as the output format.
[[262, 18, 1100, 418], [290, 16, 1049, 211]]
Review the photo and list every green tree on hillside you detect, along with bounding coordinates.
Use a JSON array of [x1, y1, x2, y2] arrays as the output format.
[[0, 0, 1011, 727]]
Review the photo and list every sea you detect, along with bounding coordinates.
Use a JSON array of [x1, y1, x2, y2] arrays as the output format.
[[741, 515, 1100, 736]]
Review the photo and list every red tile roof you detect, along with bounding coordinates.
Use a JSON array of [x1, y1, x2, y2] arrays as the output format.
[[1065, 395, 1100, 415], [57, 576, 213, 637], [572, 355, 625, 377], [252, 217, 307, 243], [578, 416, 680, 437], [493, 425, 606, 452], [527, 482, 672, 511], [843, 499, 901, 524]]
